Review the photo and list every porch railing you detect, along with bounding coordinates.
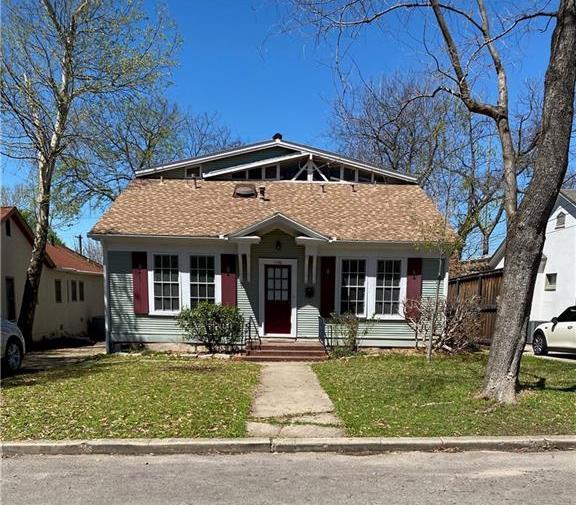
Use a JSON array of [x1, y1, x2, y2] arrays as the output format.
[[243, 315, 261, 351], [318, 316, 333, 351]]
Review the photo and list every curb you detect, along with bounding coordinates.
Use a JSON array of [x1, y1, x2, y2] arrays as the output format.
[[2, 436, 575, 457]]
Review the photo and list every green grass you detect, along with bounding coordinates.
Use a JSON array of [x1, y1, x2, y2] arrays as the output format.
[[1, 354, 260, 440], [313, 353, 576, 437]]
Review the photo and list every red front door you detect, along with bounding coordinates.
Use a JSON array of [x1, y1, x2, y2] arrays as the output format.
[[264, 265, 292, 334]]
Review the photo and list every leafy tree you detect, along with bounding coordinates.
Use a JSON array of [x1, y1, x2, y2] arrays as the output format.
[[1, 0, 179, 343]]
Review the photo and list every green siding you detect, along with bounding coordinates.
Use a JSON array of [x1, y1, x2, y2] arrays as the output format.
[[107, 247, 444, 347], [422, 258, 446, 298], [236, 230, 320, 338], [142, 146, 296, 179], [108, 251, 184, 343]]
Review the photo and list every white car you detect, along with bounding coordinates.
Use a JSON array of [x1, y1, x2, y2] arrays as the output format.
[[1, 319, 26, 373], [532, 306, 576, 355]]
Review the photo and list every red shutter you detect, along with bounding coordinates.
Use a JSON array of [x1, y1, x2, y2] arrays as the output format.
[[405, 258, 422, 320], [221, 254, 237, 307], [132, 252, 149, 315], [320, 256, 336, 318]]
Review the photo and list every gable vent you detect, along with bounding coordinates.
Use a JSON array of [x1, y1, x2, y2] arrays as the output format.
[[233, 183, 257, 198]]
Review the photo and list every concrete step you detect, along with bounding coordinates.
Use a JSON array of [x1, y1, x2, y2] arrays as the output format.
[[247, 344, 325, 352], [246, 350, 327, 358], [239, 355, 328, 362]]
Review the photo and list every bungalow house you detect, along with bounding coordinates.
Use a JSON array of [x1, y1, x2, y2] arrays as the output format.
[[90, 135, 450, 352], [1, 206, 104, 343]]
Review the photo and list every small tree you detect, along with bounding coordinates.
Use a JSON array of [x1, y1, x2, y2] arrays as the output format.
[[176, 302, 244, 353]]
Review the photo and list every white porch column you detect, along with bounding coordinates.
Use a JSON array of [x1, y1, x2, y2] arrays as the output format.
[[295, 236, 325, 285], [230, 236, 261, 282]]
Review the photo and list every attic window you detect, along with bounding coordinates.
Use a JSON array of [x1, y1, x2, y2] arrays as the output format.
[[233, 183, 257, 198], [185, 166, 201, 178], [556, 211, 566, 229]]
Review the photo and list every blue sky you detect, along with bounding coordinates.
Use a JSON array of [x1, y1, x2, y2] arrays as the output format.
[[2, 0, 555, 248]]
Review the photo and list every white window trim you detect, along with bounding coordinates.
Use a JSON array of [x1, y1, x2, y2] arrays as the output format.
[[544, 272, 557, 292], [335, 256, 407, 320], [335, 257, 368, 318], [147, 251, 222, 316], [263, 164, 280, 180], [372, 257, 407, 320], [258, 258, 298, 337], [185, 165, 202, 178]]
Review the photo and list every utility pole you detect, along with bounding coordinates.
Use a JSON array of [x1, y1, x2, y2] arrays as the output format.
[[76, 234, 83, 255]]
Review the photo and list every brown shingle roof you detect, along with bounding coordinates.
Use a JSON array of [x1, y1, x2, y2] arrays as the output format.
[[91, 180, 453, 242]]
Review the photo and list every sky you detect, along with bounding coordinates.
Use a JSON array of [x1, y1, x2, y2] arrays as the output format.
[[1, 0, 556, 249]]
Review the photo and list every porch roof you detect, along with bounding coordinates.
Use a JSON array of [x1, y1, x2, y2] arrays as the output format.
[[90, 180, 454, 243]]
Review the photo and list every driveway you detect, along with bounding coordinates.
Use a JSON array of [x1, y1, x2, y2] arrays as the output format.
[[21, 343, 106, 373], [524, 349, 576, 364], [3, 451, 575, 505]]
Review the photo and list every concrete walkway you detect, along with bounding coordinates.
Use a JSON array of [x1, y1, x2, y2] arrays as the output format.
[[21, 343, 106, 373], [247, 362, 345, 438]]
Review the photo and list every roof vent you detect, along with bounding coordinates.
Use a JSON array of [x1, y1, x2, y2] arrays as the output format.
[[233, 183, 257, 198], [272, 132, 283, 141]]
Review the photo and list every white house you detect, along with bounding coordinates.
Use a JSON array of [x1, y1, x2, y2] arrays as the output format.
[[1, 206, 105, 344], [490, 189, 576, 333]]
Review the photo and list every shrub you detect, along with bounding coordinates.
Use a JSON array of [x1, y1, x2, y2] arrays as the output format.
[[176, 302, 244, 353], [328, 312, 363, 357], [403, 296, 481, 354]]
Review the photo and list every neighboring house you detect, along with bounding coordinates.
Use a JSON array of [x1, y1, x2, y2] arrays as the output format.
[[489, 189, 576, 335], [1, 206, 104, 342], [90, 135, 451, 351]]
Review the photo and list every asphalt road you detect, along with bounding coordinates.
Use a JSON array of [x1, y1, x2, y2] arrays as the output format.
[[2, 451, 576, 505]]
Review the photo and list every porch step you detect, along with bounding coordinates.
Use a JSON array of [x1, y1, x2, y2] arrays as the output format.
[[239, 355, 327, 362], [239, 340, 328, 362]]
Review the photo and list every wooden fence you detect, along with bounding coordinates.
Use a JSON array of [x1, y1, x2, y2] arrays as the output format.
[[448, 269, 503, 345]]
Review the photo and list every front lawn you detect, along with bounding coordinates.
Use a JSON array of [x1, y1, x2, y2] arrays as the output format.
[[313, 353, 576, 437], [1, 354, 260, 440]]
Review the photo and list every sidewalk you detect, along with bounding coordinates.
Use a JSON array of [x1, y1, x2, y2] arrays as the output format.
[[247, 362, 345, 438]]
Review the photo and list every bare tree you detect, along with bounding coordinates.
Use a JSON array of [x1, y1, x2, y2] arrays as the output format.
[[62, 96, 240, 207], [331, 77, 506, 257], [291, 0, 576, 402], [1, 0, 179, 344], [78, 237, 103, 265]]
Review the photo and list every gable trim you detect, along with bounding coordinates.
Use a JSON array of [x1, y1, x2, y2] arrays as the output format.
[[135, 138, 417, 184], [227, 213, 331, 241]]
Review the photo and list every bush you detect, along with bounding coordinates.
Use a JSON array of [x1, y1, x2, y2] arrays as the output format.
[[328, 312, 363, 357], [403, 296, 481, 354], [176, 302, 244, 353]]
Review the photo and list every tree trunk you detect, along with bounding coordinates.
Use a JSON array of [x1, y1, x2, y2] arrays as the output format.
[[481, 233, 489, 257], [483, 0, 576, 403], [17, 175, 52, 347]]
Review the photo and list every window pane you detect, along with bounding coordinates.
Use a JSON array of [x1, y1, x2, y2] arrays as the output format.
[[189, 255, 216, 307], [153, 254, 180, 312], [340, 259, 366, 315], [376, 260, 402, 315]]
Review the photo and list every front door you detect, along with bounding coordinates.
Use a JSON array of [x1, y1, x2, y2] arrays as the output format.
[[264, 265, 291, 334]]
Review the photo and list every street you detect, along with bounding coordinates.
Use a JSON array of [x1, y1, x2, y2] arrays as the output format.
[[2, 451, 575, 504]]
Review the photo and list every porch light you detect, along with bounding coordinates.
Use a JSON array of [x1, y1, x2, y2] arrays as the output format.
[[275, 240, 282, 251]]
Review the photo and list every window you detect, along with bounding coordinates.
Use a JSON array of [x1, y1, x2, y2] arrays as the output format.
[[153, 254, 180, 312], [557, 306, 576, 322], [556, 211, 566, 229], [358, 170, 372, 183], [5, 277, 16, 321], [247, 167, 261, 179], [190, 255, 215, 307], [545, 273, 557, 291], [264, 165, 279, 180], [376, 260, 401, 315], [343, 167, 356, 182], [5, 218, 11, 237], [55, 280, 62, 303], [232, 170, 247, 180], [79, 281, 85, 302], [339, 259, 366, 315], [185, 166, 201, 178], [71, 280, 77, 302]]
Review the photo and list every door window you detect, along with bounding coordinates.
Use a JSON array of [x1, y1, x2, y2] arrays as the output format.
[[266, 266, 290, 302]]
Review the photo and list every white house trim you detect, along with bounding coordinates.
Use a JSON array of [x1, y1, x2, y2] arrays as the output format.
[[227, 213, 330, 241], [258, 258, 298, 337], [203, 153, 308, 178], [146, 250, 222, 316]]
